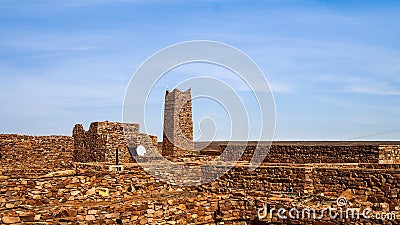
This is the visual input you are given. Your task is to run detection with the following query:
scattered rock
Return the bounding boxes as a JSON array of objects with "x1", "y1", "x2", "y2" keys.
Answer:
[
  {"x1": 2, "y1": 216, "x2": 20, "y2": 224},
  {"x1": 85, "y1": 215, "x2": 96, "y2": 221},
  {"x1": 71, "y1": 190, "x2": 80, "y2": 196},
  {"x1": 340, "y1": 189, "x2": 354, "y2": 200}
]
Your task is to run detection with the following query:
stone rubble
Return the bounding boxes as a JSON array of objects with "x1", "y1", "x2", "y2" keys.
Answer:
[{"x1": 1, "y1": 132, "x2": 400, "y2": 224}]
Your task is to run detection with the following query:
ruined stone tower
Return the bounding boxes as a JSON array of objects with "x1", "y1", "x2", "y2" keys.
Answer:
[
  {"x1": 72, "y1": 121, "x2": 158, "y2": 164},
  {"x1": 162, "y1": 88, "x2": 195, "y2": 156}
]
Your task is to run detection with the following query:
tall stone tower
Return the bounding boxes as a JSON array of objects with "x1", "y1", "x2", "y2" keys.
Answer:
[{"x1": 162, "y1": 88, "x2": 195, "y2": 156}]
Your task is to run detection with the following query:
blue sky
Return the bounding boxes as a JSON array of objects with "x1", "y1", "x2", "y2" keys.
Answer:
[{"x1": 0, "y1": 0, "x2": 399, "y2": 140}]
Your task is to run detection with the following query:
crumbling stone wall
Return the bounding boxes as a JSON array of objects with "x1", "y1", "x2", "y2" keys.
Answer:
[
  {"x1": 379, "y1": 145, "x2": 400, "y2": 164},
  {"x1": 219, "y1": 144, "x2": 381, "y2": 163},
  {"x1": 0, "y1": 134, "x2": 73, "y2": 176},
  {"x1": 1, "y1": 163, "x2": 399, "y2": 224},
  {"x1": 162, "y1": 88, "x2": 195, "y2": 157},
  {"x1": 1, "y1": 131, "x2": 400, "y2": 224},
  {"x1": 73, "y1": 121, "x2": 157, "y2": 164}
]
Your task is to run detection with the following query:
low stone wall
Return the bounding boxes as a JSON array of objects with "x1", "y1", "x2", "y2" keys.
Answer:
[
  {"x1": 0, "y1": 134, "x2": 74, "y2": 176},
  {"x1": 0, "y1": 165, "x2": 222, "y2": 224},
  {"x1": 379, "y1": 145, "x2": 400, "y2": 164},
  {"x1": 219, "y1": 144, "x2": 381, "y2": 163},
  {"x1": 1, "y1": 162, "x2": 399, "y2": 224},
  {"x1": 1, "y1": 136, "x2": 400, "y2": 224},
  {"x1": 313, "y1": 167, "x2": 400, "y2": 203}
]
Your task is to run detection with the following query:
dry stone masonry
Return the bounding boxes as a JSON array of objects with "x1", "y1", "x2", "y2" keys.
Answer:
[
  {"x1": 73, "y1": 121, "x2": 158, "y2": 164},
  {"x1": 218, "y1": 143, "x2": 381, "y2": 163},
  {"x1": 162, "y1": 88, "x2": 195, "y2": 157},
  {"x1": 1, "y1": 88, "x2": 400, "y2": 224},
  {"x1": 1, "y1": 133, "x2": 400, "y2": 224},
  {"x1": 379, "y1": 145, "x2": 400, "y2": 164},
  {"x1": 0, "y1": 134, "x2": 73, "y2": 177}
]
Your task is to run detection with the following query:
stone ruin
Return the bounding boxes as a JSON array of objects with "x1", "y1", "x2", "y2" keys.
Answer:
[
  {"x1": 72, "y1": 88, "x2": 196, "y2": 164},
  {"x1": 162, "y1": 88, "x2": 195, "y2": 157},
  {"x1": 1, "y1": 88, "x2": 400, "y2": 224},
  {"x1": 379, "y1": 145, "x2": 400, "y2": 164},
  {"x1": 72, "y1": 121, "x2": 158, "y2": 164}
]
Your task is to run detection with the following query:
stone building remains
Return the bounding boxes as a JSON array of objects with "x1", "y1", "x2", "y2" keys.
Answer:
[
  {"x1": 72, "y1": 121, "x2": 158, "y2": 164},
  {"x1": 162, "y1": 88, "x2": 195, "y2": 157}
]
